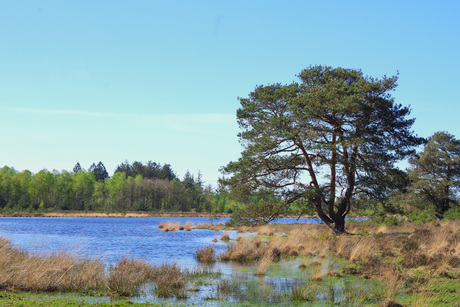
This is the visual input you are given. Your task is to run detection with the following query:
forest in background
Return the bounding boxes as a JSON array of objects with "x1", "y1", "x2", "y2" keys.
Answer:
[
  {"x1": 1, "y1": 128, "x2": 459, "y2": 225},
  {"x1": 0, "y1": 161, "x2": 239, "y2": 214}
]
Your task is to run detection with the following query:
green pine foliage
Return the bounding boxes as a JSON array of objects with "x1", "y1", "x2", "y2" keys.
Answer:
[
  {"x1": 397, "y1": 131, "x2": 460, "y2": 219},
  {"x1": 221, "y1": 65, "x2": 423, "y2": 233}
]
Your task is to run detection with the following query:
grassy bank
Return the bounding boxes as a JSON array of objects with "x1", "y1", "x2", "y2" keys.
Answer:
[{"x1": 0, "y1": 290, "x2": 168, "y2": 306}]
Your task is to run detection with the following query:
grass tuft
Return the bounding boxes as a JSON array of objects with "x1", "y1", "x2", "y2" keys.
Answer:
[
  {"x1": 194, "y1": 246, "x2": 216, "y2": 263},
  {"x1": 184, "y1": 221, "x2": 193, "y2": 231},
  {"x1": 220, "y1": 232, "x2": 230, "y2": 241},
  {"x1": 107, "y1": 258, "x2": 153, "y2": 297}
]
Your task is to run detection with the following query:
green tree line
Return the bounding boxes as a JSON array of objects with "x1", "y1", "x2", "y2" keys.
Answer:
[{"x1": 0, "y1": 161, "x2": 237, "y2": 214}]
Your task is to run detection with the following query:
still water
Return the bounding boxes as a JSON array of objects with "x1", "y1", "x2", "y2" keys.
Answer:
[
  {"x1": 0, "y1": 217, "x2": 383, "y2": 306},
  {"x1": 0, "y1": 216, "x2": 321, "y2": 267}
]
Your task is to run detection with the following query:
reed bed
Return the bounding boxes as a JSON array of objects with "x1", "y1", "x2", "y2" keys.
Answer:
[
  {"x1": 219, "y1": 219, "x2": 460, "y2": 306},
  {"x1": 0, "y1": 237, "x2": 105, "y2": 293},
  {"x1": 0, "y1": 237, "x2": 191, "y2": 298},
  {"x1": 2, "y1": 219, "x2": 458, "y2": 305},
  {"x1": 227, "y1": 220, "x2": 460, "y2": 269}
]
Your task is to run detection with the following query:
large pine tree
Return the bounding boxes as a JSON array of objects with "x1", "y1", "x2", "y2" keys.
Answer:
[{"x1": 221, "y1": 65, "x2": 423, "y2": 233}]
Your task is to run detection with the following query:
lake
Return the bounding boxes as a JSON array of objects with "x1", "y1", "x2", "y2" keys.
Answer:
[
  {"x1": 0, "y1": 216, "x2": 388, "y2": 306},
  {"x1": 0, "y1": 216, "x2": 321, "y2": 268}
]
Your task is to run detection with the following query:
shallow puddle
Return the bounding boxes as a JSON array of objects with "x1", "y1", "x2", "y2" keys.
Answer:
[{"x1": 130, "y1": 257, "x2": 387, "y2": 306}]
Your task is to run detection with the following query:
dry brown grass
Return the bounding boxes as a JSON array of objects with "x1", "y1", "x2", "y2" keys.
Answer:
[
  {"x1": 219, "y1": 219, "x2": 460, "y2": 285},
  {"x1": 161, "y1": 221, "x2": 181, "y2": 232},
  {"x1": 220, "y1": 232, "x2": 230, "y2": 241},
  {"x1": 257, "y1": 225, "x2": 274, "y2": 236},
  {"x1": 309, "y1": 260, "x2": 322, "y2": 266},
  {"x1": 310, "y1": 268, "x2": 325, "y2": 281},
  {"x1": 237, "y1": 225, "x2": 251, "y2": 233},
  {"x1": 184, "y1": 221, "x2": 193, "y2": 231},
  {"x1": 220, "y1": 239, "x2": 268, "y2": 262},
  {"x1": 381, "y1": 270, "x2": 403, "y2": 303},
  {"x1": 0, "y1": 237, "x2": 105, "y2": 293},
  {"x1": 251, "y1": 236, "x2": 262, "y2": 248},
  {"x1": 152, "y1": 263, "x2": 187, "y2": 298},
  {"x1": 235, "y1": 235, "x2": 245, "y2": 243},
  {"x1": 194, "y1": 246, "x2": 216, "y2": 263},
  {"x1": 108, "y1": 258, "x2": 154, "y2": 296},
  {"x1": 194, "y1": 222, "x2": 228, "y2": 231},
  {"x1": 347, "y1": 237, "x2": 378, "y2": 263},
  {"x1": 0, "y1": 236, "x2": 190, "y2": 298},
  {"x1": 159, "y1": 221, "x2": 195, "y2": 231},
  {"x1": 255, "y1": 253, "x2": 273, "y2": 275}
]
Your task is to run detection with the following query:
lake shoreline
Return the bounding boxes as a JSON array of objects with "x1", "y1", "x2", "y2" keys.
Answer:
[
  {"x1": 0, "y1": 211, "x2": 326, "y2": 219},
  {"x1": 0, "y1": 211, "x2": 231, "y2": 218}
]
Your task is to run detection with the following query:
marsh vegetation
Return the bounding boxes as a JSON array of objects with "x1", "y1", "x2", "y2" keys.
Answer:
[{"x1": 1, "y1": 219, "x2": 458, "y2": 306}]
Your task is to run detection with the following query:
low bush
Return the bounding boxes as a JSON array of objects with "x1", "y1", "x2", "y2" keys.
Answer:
[
  {"x1": 443, "y1": 206, "x2": 460, "y2": 220},
  {"x1": 407, "y1": 209, "x2": 437, "y2": 224}
]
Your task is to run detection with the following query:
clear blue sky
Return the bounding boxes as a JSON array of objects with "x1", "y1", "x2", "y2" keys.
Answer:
[{"x1": 1, "y1": 1, "x2": 459, "y2": 186}]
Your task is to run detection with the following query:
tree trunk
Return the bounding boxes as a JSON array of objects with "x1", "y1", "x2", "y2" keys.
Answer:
[
  {"x1": 332, "y1": 216, "x2": 346, "y2": 234},
  {"x1": 314, "y1": 198, "x2": 347, "y2": 234}
]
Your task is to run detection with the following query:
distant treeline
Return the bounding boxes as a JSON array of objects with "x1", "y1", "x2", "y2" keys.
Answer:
[{"x1": 0, "y1": 161, "x2": 236, "y2": 213}]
